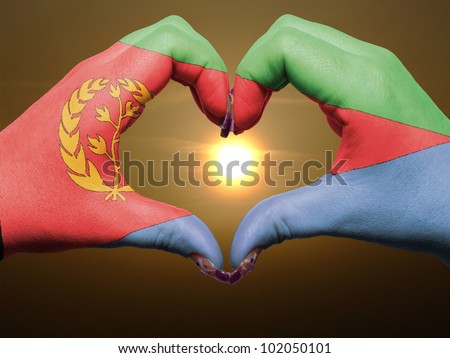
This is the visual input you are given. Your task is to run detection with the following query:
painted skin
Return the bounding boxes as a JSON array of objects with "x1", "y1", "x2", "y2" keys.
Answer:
[
  {"x1": 230, "y1": 15, "x2": 450, "y2": 273},
  {"x1": 2, "y1": 15, "x2": 448, "y2": 284},
  {"x1": 0, "y1": 16, "x2": 232, "y2": 282}
]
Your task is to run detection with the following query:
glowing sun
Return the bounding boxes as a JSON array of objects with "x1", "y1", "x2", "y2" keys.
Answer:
[{"x1": 212, "y1": 138, "x2": 259, "y2": 186}]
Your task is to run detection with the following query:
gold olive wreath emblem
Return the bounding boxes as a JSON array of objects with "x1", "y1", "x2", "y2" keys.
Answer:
[{"x1": 58, "y1": 77, "x2": 153, "y2": 201}]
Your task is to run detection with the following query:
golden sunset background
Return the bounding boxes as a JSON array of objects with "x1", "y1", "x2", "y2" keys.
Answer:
[{"x1": 1, "y1": 0, "x2": 449, "y2": 337}]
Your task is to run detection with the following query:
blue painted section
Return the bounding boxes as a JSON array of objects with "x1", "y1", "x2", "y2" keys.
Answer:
[
  {"x1": 230, "y1": 142, "x2": 450, "y2": 268},
  {"x1": 105, "y1": 215, "x2": 224, "y2": 269}
]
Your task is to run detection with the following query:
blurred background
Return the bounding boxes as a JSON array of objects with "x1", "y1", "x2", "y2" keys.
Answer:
[{"x1": 0, "y1": 0, "x2": 449, "y2": 337}]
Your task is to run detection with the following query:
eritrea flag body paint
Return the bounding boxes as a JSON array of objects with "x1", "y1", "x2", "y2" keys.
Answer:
[{"x1": 0, "y1": 16, "x2": 228, "y2": 261}]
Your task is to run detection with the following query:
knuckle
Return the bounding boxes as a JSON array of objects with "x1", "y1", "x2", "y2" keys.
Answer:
[
  {"x1": 273, "y1": 14, "x2": 301, "y2": 29},
  {"x1": 375, "y1": 46, "x2": 401, "y2": 64},
  {"x1": 271, "y1": 26, "x2": 299, "y2": 49},
  {"x1": 356, "y1": 47, "x2": 403, "y2": 87},
  {"x1": 156, "y1": 15, "x2": 190, "y2": 31}
]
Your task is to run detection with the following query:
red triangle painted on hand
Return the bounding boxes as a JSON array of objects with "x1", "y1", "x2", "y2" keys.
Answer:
[{"x1": 320, "y1": 103, "x2": 450, "y2": 174}]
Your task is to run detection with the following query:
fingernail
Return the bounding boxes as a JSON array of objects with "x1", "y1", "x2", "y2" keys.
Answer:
[
  {"x1": 220, "y1": 90, "x2": 234, "y2": 138},
  {"x1": 190, "y1": 254, "x2": 231, "y2": 284},
  {"x1": 190, "y1": 248, "x2": 261, "y2": 285},
  {"x1": 228, "y1": 266, "x2": 243, "y2": 285},
  {"x1": 228, "y1": 247, "x2": 261, "y2": 285}
]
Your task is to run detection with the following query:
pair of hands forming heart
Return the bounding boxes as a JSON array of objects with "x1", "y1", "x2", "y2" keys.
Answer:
[{"x1": 1, "y1": 15, "x2": 449, "y2": 284}]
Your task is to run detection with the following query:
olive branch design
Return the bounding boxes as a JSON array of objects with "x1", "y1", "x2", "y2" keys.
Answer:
[{"x1": 59, "y1": 77, "x2": 153, "y2": 201}]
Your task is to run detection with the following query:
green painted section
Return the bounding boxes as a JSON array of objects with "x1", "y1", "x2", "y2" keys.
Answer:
[
  {"x1": 237, "y1": 15, "x2": 450, "y2": 136},
  {"x1": 120, "y1": 15, "x2": 227, "y2": 73}
]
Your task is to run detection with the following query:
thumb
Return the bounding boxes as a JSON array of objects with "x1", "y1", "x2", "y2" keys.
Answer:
[
  {"x1": 104, "y1": 215, "x2": 222, "y2": 265},
  {"x1": 230, "y1": 142, "x2": 450, "y2": 270},
  {"x1": 229, "y1": 174, "x2": 349, "y2": 269},
  {"x1": 0, "y1": 186, "x2": 228, "y2": 282},
  {"x1": 101, "y1": 200, "x2": 227, "y2": 282}
]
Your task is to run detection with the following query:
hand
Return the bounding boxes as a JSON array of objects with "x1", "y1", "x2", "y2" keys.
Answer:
[
  {"x1": 230, "y1": 15, "x2": 450, "y2": 271},
  {"x1": 0, "y1": 16, "x2": 231, "y2": 282}
]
